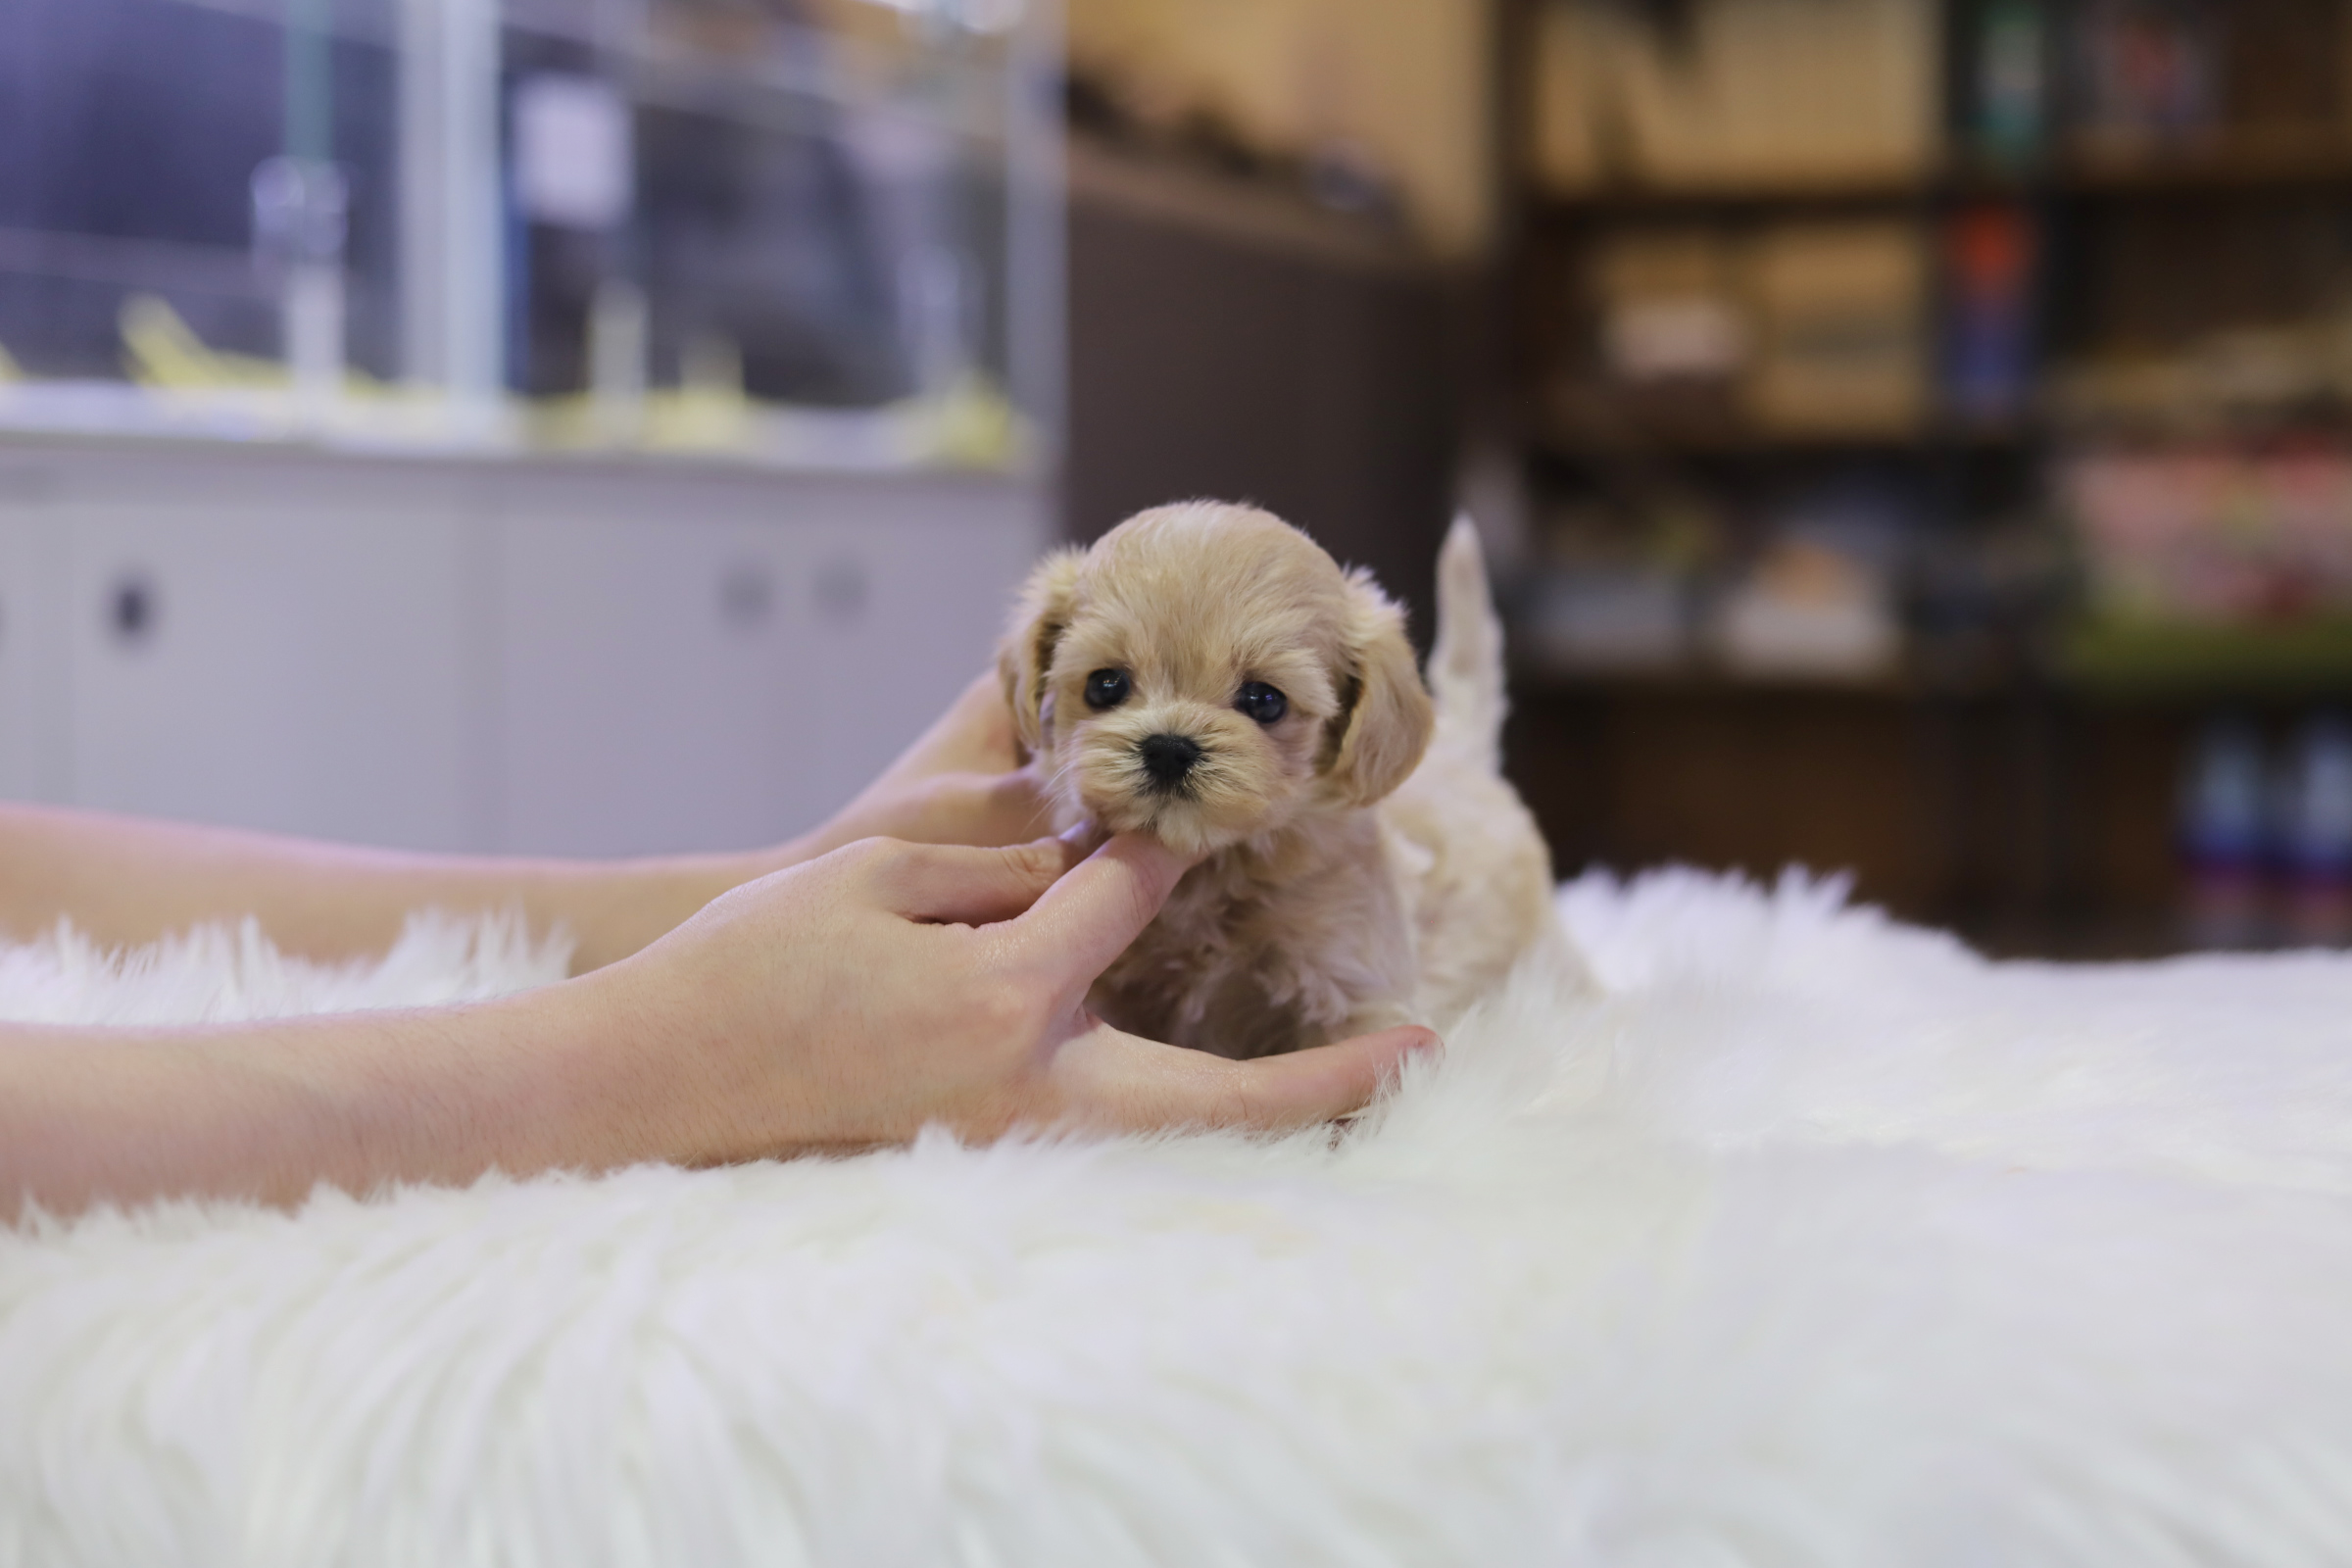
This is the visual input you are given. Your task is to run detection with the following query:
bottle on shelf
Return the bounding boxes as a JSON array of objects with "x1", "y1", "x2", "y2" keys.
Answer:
[
  {"x1": 1943, "y1": 204, "x2": 2037, "y2": 424},
  {"x1": 2178, "y1": 711, "x2": 2270, "y2": 949},
  {"x1": 2070, "y1": 0, "x2": 2220, "y2": 157},
  {"x1": 2276, "y1": 711, "x2": 2352, "y2": 948},
  {"x1": 1971, "y1": 0, "x2": 2049, "y2": 168}
]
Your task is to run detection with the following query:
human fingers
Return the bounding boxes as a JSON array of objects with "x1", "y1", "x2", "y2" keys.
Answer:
[
  {"x1": 1051, "y1": 1022, "x2": 1442, "y2": 1134},
  {"x1": 860, "y1": 837, "x2": 1083, "y2": 925},
  {"x1": 877, "y1": 672, "x2": 1019, "y2": 787},
  {"x1": 905, "y1": 769, "x2": 1053, "y2": 849},
  {"x1": 974, "y1": 767, "x2": 1053, "y2": 841},
  {"x1": 998, "y1": 834, "x2": 1193, "y2": 987}
]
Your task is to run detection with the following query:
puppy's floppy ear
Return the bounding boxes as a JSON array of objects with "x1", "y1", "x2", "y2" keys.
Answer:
[
  {"x1": 1320, "y1": 567, "x2": 1435, "y2": 807},
  {"x1": 998, "y1": 547, "x2": 1084, "y2": 757}
]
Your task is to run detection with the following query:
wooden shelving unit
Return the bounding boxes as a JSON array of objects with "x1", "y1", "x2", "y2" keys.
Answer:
[
  {"x1": 1527, "y1": 142, "x2": 2352, "y2": 215},
  {"x1": 1493, "y1": 0, "x2": 2352, "y2": 955}
]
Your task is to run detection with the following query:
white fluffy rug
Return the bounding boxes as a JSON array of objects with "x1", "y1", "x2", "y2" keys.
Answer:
[{"x1": 7, "y1": 871, "x2": 2352, "y2": 1567}]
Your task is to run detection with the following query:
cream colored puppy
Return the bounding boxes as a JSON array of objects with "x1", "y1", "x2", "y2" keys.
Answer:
[{"x1": 1000, "y1": 501, "x2": 1574, "y2": 1059}]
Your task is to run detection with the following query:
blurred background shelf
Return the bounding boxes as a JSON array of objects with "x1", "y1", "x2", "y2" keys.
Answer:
[
  {"x1": 1528, "y1": 150, "x2": 2352, "y2": 217},
  {"x1": 1529, "y1": 420, "x2": 2035, "y2": 464},
  {"x1": 1503, "y1": 666, "x2": 2190, "y2": 958},
  {"x1": 1497, "y1": 0, "x2": 2352, "y2": 956},
  {"x1": 2064, "y1": 617, "x2": 2352, "y2": 694}
]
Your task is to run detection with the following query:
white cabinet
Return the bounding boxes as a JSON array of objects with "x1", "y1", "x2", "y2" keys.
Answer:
[
  {"x1": 793, "y1": 504, "x2": 1038, "y2": 823},
  {"x1": 495, "y1": 494, "x2": 821, "y2": 857},
  {"x1": 57, "y1": 463, "x2": 482, "y2": 851},
  {"x1": 493, "y1": 470, "x2": 1039, "y2": 857},
  {"x1": 0, "y1": 478, "x2": 67, "y2": 803},
  {"x1": 0, "y1": 445, "x2": 1046, "y2": 856}
]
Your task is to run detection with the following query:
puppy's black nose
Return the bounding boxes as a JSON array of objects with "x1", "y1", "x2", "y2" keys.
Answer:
[{"x1": 1138, "y1": 732, "x2": 1202, "y2": 788}]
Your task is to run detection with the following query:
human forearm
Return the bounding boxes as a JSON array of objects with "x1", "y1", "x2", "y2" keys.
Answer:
[
  {"x1": 0, "y1": 676, "x2": 1046, "y2": 971},
  {"x1": 0, "y1": 973, "x2": 686, "y2": 1214},
  {"x1": 0, "y1": 802, "x2": 797, "y2": 973}
]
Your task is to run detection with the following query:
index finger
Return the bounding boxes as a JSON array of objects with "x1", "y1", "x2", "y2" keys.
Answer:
[
  {"x1": 872, "y1": 672, "x2": 1019, "y2": 791},
  {"x1": 997, "y1": 833, "x2": 1194, "y2": 987}
]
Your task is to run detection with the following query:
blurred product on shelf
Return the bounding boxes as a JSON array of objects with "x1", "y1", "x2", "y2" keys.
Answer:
[
  {"x1": 1516, "y1": 493, "x2": 1722, "y2": 675},
  {"x1": 1589, "y1": 227, "x2": 1745, "y2": 436},
  {"x1": 1942, "y1": 204, "x2": 2038, "y2": 422},
  {"x1": 1707, "y1": 477, "x2": 1911, "y2": 679},
  {"x1": 1710, "y1": 536, "x2": 1901, "y2": 679},
  {"x1": 2059, "y1": 0, "x2": 2352, "y2": 170},
  {"x1": 1965, "y1": 0, "x2": 2051, "y2": 167},
  {"x1": 2051, "y1": 308, "x2": 2352, "y2": 433},
  {"x1": 511, "y1": 73, "x2": 632, "y2": 233},
  {"x1": 2277, "y1": 710, "x2": 2352, "y2": 944},
  {"x1": 2176, "y1": 710, "x2": 2352, "y2": 949},
  {"x1": 1518, "y1": 472, "x2": 1943, "y2": 684},
  {"x1": 1533, "y1": 0, "x2": 2352, "y2": 198},
  {"x1": 1745, "y1": 220, "x2": 1929, "y2": 436},
  {"x1": 2061, "y1": 443, "x2": 2352, "y2": 625},
  {"x1": 2060, "y1": 438, "x2": 2352, "y2": 687},
  {"x1": 1522, "y1": 565, "x2": 1692, "y2": 673},
  {"x1": 1907, "y1": 517, "x2": 2068, "y2": 682},
  {"x1": 1557, "y1": 220, "x2": 1929, "y2": 446},
  {"x1": 1531, "y1": 0, "x2": 1939, "y2": 193},
  {"x1": 2178, "y1": 711, "x2": 2271, "y2": 947},
  {"x1": 2067, "y1": 0, "x2": 2219, "y2": 156}
]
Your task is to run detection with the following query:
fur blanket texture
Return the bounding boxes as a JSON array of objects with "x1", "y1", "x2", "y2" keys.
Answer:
[{"x1": 6, "y1": 870, "x2": 2352, "y2": 1567}]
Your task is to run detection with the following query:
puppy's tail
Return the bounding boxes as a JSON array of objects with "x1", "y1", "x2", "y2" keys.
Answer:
[{"x1": 1427, "y1": 514, "x2": 1508, "y2": 775}]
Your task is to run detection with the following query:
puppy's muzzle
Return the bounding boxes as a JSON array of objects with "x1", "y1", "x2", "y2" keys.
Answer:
[{"x1": 1138, "y1": 732, "x2": 1202, "y2": 792}]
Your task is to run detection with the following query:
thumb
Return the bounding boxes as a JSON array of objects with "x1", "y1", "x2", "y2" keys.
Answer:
[
  {"x1": 999, "y1": 834, "x2": 1194, "y2": 987},
  {"x1": 866, "y1": 838, "x2": 1079, "y2": 925},
  {"x1": 1054, "y1": 1023, "x2": 1441, "y2": 1134}
]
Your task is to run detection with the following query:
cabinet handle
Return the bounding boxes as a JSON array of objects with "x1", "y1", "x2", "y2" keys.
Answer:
[
  {"x1": 813, "y1": 557, "x2": 868, "y2": 626},
  {"x1": 717, "y1": 561, "x2": 773, "y2": 629},
  {"x1": 110, "y1": 572, "x2": 158, "y2": 647}
]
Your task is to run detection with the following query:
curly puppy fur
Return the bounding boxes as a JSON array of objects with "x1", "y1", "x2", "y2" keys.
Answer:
[{"x1": 1000, "y1": 502, "x2": 1573, "y2": 1059}]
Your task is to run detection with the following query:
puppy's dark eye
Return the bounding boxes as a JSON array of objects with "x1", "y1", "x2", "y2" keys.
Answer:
[
  {"x1": 1084, "y1": 668, "x2": 1131, "y2": 710},
  {"x1": 1236, "y1": 681, "x2": 1287, "y2": 724}
]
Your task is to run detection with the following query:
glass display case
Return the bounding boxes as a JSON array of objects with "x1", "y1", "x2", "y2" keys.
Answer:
[{"x1": 0, "y1": 0, "x2": 1059, "y2": 470}]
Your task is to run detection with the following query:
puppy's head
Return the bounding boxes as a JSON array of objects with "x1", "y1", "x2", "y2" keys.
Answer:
[{"x1": 999, "y1": 502, "x2": 1433, "y2": 857}]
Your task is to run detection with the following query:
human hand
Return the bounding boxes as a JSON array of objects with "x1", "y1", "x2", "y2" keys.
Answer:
[
  {"x1": 574, "y1": 832, "x2": 1438, "y2": 1161},
  {"x1": 0, "y1": 830, "x2": 1428, "y2": 1215},
  {"x1": 533, "y1": 674, "x2": 1049, "y2": 974},
  {"x1": 793, "y1": 673, "x2": 1049, "y2": 859}
]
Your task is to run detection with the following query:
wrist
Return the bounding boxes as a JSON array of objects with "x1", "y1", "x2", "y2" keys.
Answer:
[
  {"x1": 542, "y1": 938, "x2": 827, "y2": 1171},
  {"x1": 334, "y1": 971, "x2": 682, "y2": 1187},
  {"x1": 552, "y1": 849, "x2": 777, "y2": 974}
]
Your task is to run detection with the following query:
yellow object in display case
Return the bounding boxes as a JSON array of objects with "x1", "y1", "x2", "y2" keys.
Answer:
[{"x1": 121, "y1": 295, "x2": 295, "y2": 392}]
